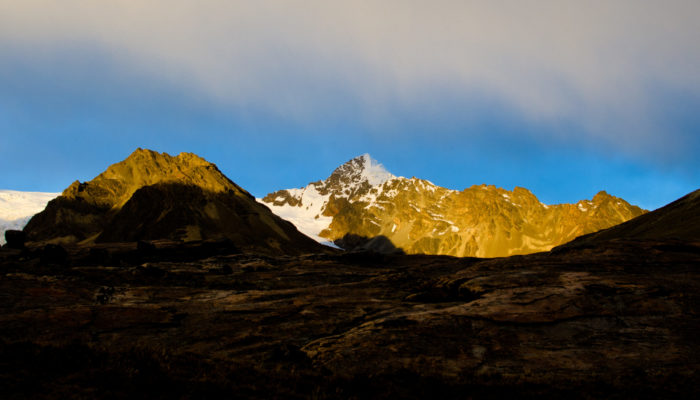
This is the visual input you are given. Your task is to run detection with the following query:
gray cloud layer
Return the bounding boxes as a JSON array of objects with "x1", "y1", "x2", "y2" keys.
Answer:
[{"x1": 2, "y1": 1, "x2": 699, "y2": 159}]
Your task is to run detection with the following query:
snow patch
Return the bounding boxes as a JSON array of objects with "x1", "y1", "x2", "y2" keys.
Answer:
[
  {"x1": 258, "y1": 184, "x2": 333, "y2": 243},
  {"x1": 0, "y1": 190, "x2": 59, "y2": 221},
  {"x1": 320, "y1": 241, "x2": 342, "y2": 250},
  {"x1": 382, "y1": 187, "x2": 400, "y2": 198},
  {"x1": 501, "y1": 193, "x2": 520, "y2": 206},
  {"x1": 427, "y1": 210, "x2": 444, "y2": 218}
]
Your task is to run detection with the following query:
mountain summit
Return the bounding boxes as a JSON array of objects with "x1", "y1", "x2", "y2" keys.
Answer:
[
  {"x1": 262, "y1": 154, "x2": 646, "y2": 257},
  {"x1": 24, "y1": 149, "x2": 322, "y2": 254},
  {"x1": 261, "y1": 154, "x2": 394, "y2": 243},
  {"x1": 60, "y1": 148, "x2": 248, "y2": 209},
  {"x1": 325, "y1": 153, "x2": 395, "y2": 188}
]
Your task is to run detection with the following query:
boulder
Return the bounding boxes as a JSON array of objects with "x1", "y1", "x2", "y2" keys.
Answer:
[{"x1": 4, "y1": 230, "x2": 26, "y2": 249}]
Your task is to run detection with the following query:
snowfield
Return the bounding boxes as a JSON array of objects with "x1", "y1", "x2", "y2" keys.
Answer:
[{"x1": 0, "y1": 190, "x2": 59, "y2": 245}]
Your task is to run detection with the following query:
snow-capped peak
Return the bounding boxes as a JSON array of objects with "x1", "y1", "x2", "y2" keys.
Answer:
[
  {"x1": 260, "y1": 154, "x2": 396, "y2": 247},
  {"x1": 326, "y1": 154, "x2": 395, "y2": 189},
  {"x1": 358, "y1": 154, "x2": 394, "y2": 186}
]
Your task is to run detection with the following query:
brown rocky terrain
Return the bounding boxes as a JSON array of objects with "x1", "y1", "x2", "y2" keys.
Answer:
[
  {"x1": 24, "y1": 149, "x2": 323, "y2": 255},
  {"x1": 263, "y1": 155, "x2": 646, "y2": 257},
  {"x1": 1, "y1": 189, "x2": 698, "y2": 398}
]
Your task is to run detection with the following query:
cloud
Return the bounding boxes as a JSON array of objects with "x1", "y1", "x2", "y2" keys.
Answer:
[{"x1": 1, "y1": 1, "x2": 699, "y2": 161}]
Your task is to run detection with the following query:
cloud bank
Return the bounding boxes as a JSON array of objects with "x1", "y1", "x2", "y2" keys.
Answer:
[{"x1": 2, "y1": 1, "x2": 699, "y2": 161}]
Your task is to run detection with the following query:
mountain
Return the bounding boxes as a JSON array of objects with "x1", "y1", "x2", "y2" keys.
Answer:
[
  {"x1": 262, "y1": 154, "x2": 646, "y2": 257},
  {"x1": 23, "y1": 149, "x2": 323, "y2": 254},
  {"x1": 261, "y1": 154, "x2": 394, "y2": 245},
  {"x1": 0, "y1": 190, "x2": 59, "y2": 245},
  {"x1": 556, "y1": 188, "x2": 700, "y2": 248}
]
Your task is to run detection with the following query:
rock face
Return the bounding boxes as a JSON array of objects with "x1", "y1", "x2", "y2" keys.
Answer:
[
  {"x1": 263, "y1": 154, "x2": 646, "y2": 257},
  {"x1": 24, "y1": 149, "x2": 323, "y2": 254}
]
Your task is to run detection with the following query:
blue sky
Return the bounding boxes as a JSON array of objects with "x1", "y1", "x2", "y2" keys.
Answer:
[{"x1": 1, "y1": 1, "x2": 698, "y2": 210}]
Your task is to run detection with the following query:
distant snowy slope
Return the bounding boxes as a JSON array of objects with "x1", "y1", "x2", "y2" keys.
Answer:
[
  {"x1": 257, "y1": 186, "x2": 333, "y2": 244},
  {"x1": 0, "y1": 190, "x2": 59, "y2": 245}
]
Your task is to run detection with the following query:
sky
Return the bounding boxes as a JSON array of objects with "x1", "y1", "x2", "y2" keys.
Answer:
[{"x1": 0, "y1": 1, "x2": 698, "y2": 210}]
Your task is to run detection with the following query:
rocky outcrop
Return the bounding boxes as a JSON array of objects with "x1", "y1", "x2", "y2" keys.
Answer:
[
  {"x1": 263, "y1": 155, "x2": 646, "y2": 257},
  {"x1": 24, "y1": 149, "x2": 323, "y2": 255},
  {"x1": 3, "y1": 230, "x2": 25, "y2": 249}
]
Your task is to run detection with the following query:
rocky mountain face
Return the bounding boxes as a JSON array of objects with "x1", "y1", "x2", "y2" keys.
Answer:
[
  {"x1": 263, "y1": 154, "x2": 646, "y2": 257},
  {"x1": 23, "y1": 149, "x2": 322, "y2": 255},
  {"x1": 557, "y1": 188, "x2": 700, "y2": 249}
]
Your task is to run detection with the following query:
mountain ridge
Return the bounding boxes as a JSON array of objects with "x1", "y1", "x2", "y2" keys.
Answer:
[
  {"x1": 556, "y1": 188, "x2": 700, "y2": 249},
  {"x1": 263, "y1": 154, "x2": 646, "y2": 257}
]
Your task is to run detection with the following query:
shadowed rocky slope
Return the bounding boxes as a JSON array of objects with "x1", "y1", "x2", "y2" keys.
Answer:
[
  {"x1": 263, "y1": 154, "x2": 646, "y2": 257},
  {"x1": 24, "y1": 149, "x2": 323, "y2": 255},
  {"x1": 1, "y1": 189, "x2": 698, "y2": 398}
]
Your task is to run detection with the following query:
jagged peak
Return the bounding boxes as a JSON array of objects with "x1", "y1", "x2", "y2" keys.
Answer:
[
  {"x1": 122, "y1": 148, "x2": 210, "y2": 167},
  {"x1": 106, "y1": 149, "x2": 220, "y2": 177},
  {"x1": 327, "y1": 154, "x2": 395, "y2": 187},
  {"x1": 127, "y1": 147, "x2": 154, "y2": 157},
  {"x1": 359, "y1": 154, "x2": 394, "y2": 186},
  {"x1": 592, "y1": 190, "x2": 613, "y2": 203}
]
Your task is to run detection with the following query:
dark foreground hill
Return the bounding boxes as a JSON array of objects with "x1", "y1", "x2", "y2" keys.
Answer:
[
  {"x1": 1, "y1": 189, "x2": 698, "y2": 398},
  {"x1": 23, "y1": 149, "x2": 323, "y2": 255}
]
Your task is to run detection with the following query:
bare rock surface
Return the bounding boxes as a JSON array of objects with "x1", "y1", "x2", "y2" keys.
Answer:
[{"x1": 1, "y1": 237, "x2": 698, "y2": 398}]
